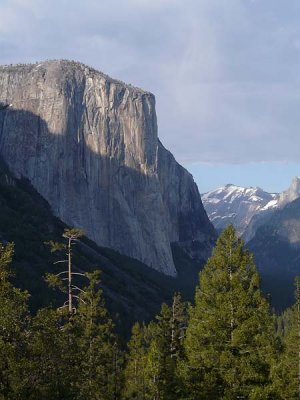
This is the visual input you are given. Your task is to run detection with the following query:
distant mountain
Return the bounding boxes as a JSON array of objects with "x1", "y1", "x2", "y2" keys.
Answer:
[
  {"x1": 248, "y1": 197, "x2": 300, "y2": 310},
  {"x1": 278, "y1": 176, "x2": 300, "y2": 207},
  {"x1": 202, "y1": 178, "x2": 300, "y2": 309},
  {"x1": 201, "y1": 184, "x2": 278, "y2": 237},
  {"x1": 202, "y1": 177, "x2": 300, "y2": 240}
]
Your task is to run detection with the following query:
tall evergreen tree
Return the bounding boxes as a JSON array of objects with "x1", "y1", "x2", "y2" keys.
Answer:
[
  {"x1": 42, "y1": 229, "x2": 123, "y2": 399},
  {"x1": 274, "y1": 277, "x2": 300, "y2": 399},
  {"x1": 183, "y1": 225, "x2": 277, "y2": 399},
  {"x1": 28, "y1": 308, "x2": 77, "y2": 400},
  {"x1": 124, "y1": 294, "x2": 187, "y2": 400},
  {"x1": 0, "y1": 242, "x2": 31, "y2": 399},
  {"x1": 45, "y1": 227, "x2": 84, "y2": 315},
  {"x1": 71, "y1": 271, "x2": 122, "y2": 400},
  {"x1": 29, "y1": 272, "x2": 121, "y2": 400},
  {"x1": 123, "y1": 322, "x2": 148, "y2": 399},
  {"x1": 169, "y1": 292, "x2": 187, "y2": 361}
]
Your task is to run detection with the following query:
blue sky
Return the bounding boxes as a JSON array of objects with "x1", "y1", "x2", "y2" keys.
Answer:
[
  {"x1": 0, "y1": 0, "x2": 300, "y2": 192},
  {"x1": 189, "y1": 162, "x2": 300, "y2": 194}
]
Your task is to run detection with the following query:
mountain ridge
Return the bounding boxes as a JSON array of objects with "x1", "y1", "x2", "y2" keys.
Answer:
[
  {"x1": 202, "y1": 184, "x2": 277, "y2": 237},
  {"x1": 202, "y1": 177, "x2": 300, "y2": 240}
]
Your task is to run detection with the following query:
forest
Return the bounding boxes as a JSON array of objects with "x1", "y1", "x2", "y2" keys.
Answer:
[{"x1": 0, "y1": 225, "x2": 298, "y2": 400}]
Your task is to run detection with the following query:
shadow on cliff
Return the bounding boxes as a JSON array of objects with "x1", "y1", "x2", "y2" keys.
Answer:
[
  {"x1": 0, "y1": 103, "x2": 214, "y2": 264},
  {"x1": 0, "y1": 105, "x2": 215, "y2": 335}
]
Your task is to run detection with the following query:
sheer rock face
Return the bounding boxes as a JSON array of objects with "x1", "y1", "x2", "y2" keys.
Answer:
[{"x1": 0, "y1": 60, "x2": 215, "y2": 276}]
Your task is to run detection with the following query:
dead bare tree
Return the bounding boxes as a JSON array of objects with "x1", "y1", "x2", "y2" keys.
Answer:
[{"x1": 46, "y1": 227, "x2": 86, "y2": 315}]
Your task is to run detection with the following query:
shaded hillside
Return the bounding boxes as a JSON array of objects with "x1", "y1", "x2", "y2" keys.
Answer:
[
  {"x1": 248, "y1": 197, "x2": 300, "y2": 310},
  {"x1": 0, "y1": 159, "x2": 204, "y2": 337}
]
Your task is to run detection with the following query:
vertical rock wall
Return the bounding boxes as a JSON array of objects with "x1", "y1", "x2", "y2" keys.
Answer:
[{"x1": 0, "y1": 60, "x2": 215, "y2": 275}]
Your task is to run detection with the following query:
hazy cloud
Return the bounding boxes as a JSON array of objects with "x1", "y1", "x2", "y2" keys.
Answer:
[{"x1": 1, "y1": 0, "x2": 300, "y2": 164}]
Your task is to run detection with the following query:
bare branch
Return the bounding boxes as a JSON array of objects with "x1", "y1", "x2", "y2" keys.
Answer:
[
  {"x1": 72, "y1": 294, "x2": 87, "y2": 304},
  {"x1": 71, "y1": 285, "x2": 86, "y2": 294},
  {"x1": 71, "y1": 272, "x2": 88, "y2": 278},
  {"x1": 55, "y1": 271, "x2": 68, "y2": 276}
]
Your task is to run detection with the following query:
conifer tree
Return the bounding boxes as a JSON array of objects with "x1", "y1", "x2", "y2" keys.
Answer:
[
  {"x1": 123, "y1": 322, "x2": 148, "y2": 399},
  {"x1": 0, "y1": 242, "x2": 31, "y2": 399},
  {"x1": 148, "y1": 295, "x2": 187, "y2": 399},
  {"x1": 124, "y1": 294, "x2": 187, "y2": 400},
  {"x1": 45, "y1": 227, "x2": 84, "y2": 315},
  {"x1": 184, "y1": 225, "x2": 277, "y2": 399},
  {"x1": 144, "y1": 328, "x2": 164, "y2": 400},
  {"x1": 28, "y1": 308, "x2": 77, "y2": 400},
  {"x1": 274, "y1": 277, "x2": 300, "y2": 399},
  {"x1": 169, "y1": 292, "x2": 187, "y2": 361},
  {"x1": 71, "y1": 271, "x2": 122, "y2": 400},
  {"x1": 44, "y1": 228, "x2": 122, "y2": 400},
  {"x1": 29, "y1": 272, "x2": 121, "y2": 400}
]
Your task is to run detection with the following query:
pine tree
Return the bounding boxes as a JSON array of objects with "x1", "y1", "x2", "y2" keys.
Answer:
[
  {"x1": 27, "y1": 308, "x2": 77, "y2": 400},
  {"x1": 145, "y1": 328, "x2": 164, "y2": 400},
  {"x1": 43, "y1": 229, "x2": 123, "y2": 399},
  {"x1": 0, "y1": 242, "x2": 31, "y2": 399},
  {"x1": 274, "y1": 277, "x2": 300, "y2": 399},
  {"x1": 124, "y1": 294, "x2": 187, "y2": 400},
  {"x1": 149, "y1": 295, "x2": 187, "y2": 400},
  {"x1": 169, "y1": 292, "x2": 187, "y2": 361},
  {"x1": 29, "y1": 272, "x2": 121, "y2": 400},
  {"x1": 123, "y1": 322, "x2": 148, "y2": 399},
  {"x1": 183, "y1": 225, "x2": 277, "y2": 399},
  {"x1": 71, "y1": 271, "x2": 122, "y2": 400},
  {"x1": 45, "y1": 227, "x2": 84, "y2": 315}
]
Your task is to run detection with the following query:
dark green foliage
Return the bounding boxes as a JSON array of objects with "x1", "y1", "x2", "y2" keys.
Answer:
[
  {"x1": 27, "y1": 308, "x2": 76, "y2": 399},
  {"x1": 69, "y1": 271, "x2": 123, "y2": 399},
  {"x1": 1, "y1": 224, "x2": 300, "y2": 398},
  {"x1": 183, "y1": 225, "x2": 277, "y2": 399},
  {"x1": 124, "y1": 293, "x2": 187, "y2": 400},
  {"x1": 16, "y1": 257, "x2": 121, "y2": 399},
  {"x1": 273, "y1": 277, "x2": 300, "y2": 399},
  {"x1": 123, "y1": 322, "x2": 148, "y2": 399},
  {"x1": 0, "y1": 242, "x2": 30, "y2": 399}
]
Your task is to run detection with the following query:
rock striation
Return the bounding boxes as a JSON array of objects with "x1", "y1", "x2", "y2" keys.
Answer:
[{"x1": 0, "y1": 60, "x2": 215, "y2": 276}]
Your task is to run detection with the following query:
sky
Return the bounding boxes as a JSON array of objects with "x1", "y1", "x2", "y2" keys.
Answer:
[{"x1": 0, "y1": 0, "x2": 300, "y2": 192}]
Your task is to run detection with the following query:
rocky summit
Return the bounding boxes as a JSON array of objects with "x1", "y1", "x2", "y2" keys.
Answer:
[
  {"x1": 202, "y1": 177, "x2": 300, "y2": 241},
  {"x1": 201, "y1": 184, "x2": 278, "y2": 237},
  {"x1": 0, "y1": 60, "x2": 215, "y2": 276}
]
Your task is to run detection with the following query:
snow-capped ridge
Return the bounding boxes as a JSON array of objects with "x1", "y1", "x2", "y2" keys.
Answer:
[{"x1": 201, "y1": 176, "x2": 300, "y2": 241}]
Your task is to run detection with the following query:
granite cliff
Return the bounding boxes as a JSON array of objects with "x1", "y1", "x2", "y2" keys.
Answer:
[{"x1": 0, "y1": 60, "x2": 215, "y2": 275}]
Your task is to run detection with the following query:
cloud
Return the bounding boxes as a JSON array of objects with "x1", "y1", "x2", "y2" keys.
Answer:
[{"x1": 0, "y1": 0, "x2": 300, "y2": 164}]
